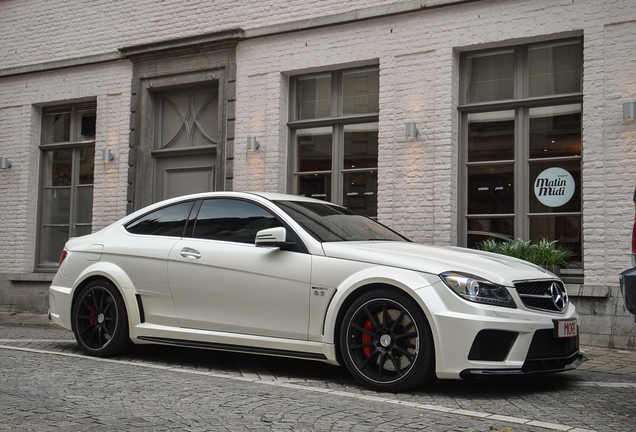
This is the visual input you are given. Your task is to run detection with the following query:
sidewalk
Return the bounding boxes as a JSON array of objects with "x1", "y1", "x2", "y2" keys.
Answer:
[{"x1": 1, "y1": 311, "x2": 635, "y2": 377}]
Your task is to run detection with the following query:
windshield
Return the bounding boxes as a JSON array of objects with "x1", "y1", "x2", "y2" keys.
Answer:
[{"x1": 274, "y1": 200, "x2": 409, "y2": 243}]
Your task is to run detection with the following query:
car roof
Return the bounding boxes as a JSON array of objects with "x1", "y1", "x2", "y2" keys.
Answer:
[{"x1": 120, "y1": 192, "x2": 339, "y2": 224}]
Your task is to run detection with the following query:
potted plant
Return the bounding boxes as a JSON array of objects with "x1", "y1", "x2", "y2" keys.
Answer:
[{"x1": 477, "y1": 238, "x2": 574, "y2": 277}]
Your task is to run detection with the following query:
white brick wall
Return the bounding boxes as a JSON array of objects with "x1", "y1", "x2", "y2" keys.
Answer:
[
  {"x1": 0, "y1": 0, "x2": 402, "y2": 70},
  {"x1": 0, "y1": 61, "x2": 132, "y2": 272}
]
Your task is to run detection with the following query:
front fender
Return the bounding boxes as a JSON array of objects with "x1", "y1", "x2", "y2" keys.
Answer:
[{"x1": 318, "y1": 261, "x2": 441, "y2": 345}]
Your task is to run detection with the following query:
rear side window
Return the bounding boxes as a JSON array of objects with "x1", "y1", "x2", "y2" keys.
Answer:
[
  {"x1": 125, "y1": 201, "x2": 194, "y2": 237},
  {"x1": 193, "y1": 199, "x2": 282, "y2": 243}
]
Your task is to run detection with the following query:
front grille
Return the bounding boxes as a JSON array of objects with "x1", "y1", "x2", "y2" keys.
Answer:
[
  {"x1": 515, "y1": 280, "x2": 567, "y2": 312},
  {"x1": 523, "y1": 328, "x2": 580, "y2": 372}
]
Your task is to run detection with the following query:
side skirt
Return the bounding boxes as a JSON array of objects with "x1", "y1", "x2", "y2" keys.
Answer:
[{"x1": 137, "y1": 336, "x2": 328, "y2": 361}]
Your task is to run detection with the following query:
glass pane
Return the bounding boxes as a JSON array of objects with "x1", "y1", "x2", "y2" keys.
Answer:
[
  {"x1": 465, "y1": 49, "x2": 514, "y2": 103},
  {"x1": 43, "y1": 113, "x2": 70, "y2": 144},
  {"x1": 342, "y1": 67, "x2": 379, "y2": 115},
  {"x1": 76, "y1": 186, "x2": 93, "y2": 224},
  {"x1": 467, "y1": 111, "x2": 515, "y2": 162},
  {"x1": 528, "y1": 40, "x2": 582, "y2": 97},
  {"x1": 529, "y1": 215, "x2": 582, "y2": 268},
  {"x1": 193, "y1": 199, "x2": 281, "y2": 243},
  {"x1": 343, "y1": 171, "x2": 377, "y2": 217},
  {"x1": 296, "y1": 73, "x2": 332, "y2": 120},
  {"x1": 125, "y1": 201, "x2": 194, "y2": 237},
  {"x1": 274, "y1": 200, "x2": 406, "y2": 243},
  {"x1": 42, "y1": 188, "x2": 71, "y2": 225},
  {"x1": 297, "y1": 127, "x2": 332, "y2": 172},
  {"x1": 44, "y1": 150, "x2": 73, "y2": 187},
  {"x1": 297, "y1": 173, "x2": 331, "y2": 202},
  {"x1": 529, "y1": 161, "x2": 581, "y2": 213},
  {"x1": 467, "y1": 164, "x2": 514, "y2": 214},
  {"x1": 529, "y1": 104, "x2": 581, "y2": 159},
  {"x1": 79, "y1": 147, "x2": 95, "y2": 185},
  {"x1": 40, "y1": 226, "x2": 69, "y2": 266},
  {"x1": 344, "y1": 123, "x2": 378, "y2": 170},
  {"x1": 467, "y1": 217, "x2": 515, "y2": 249},
  {"x1": 79, "y1": 111, "x2": 96, "y2": 141}
]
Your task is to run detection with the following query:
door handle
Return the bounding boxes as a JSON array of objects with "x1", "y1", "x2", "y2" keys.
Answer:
[{"x1": 180, "y1": 248, "x2": 201, "y2": 259}]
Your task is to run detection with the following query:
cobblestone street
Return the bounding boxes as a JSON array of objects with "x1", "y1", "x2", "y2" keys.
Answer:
[{"x1": 1, "y1": 316, "x2": 635, "y2": 431}]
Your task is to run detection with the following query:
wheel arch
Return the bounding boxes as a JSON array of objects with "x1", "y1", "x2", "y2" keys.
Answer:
[
  {"x1": 69, "y1": 265, "x2": 141, "y2": 332},
  {"x1": 332, "y1": 282, "x2": 416, "y2": 365},
  {"x1": 330, "y1": 280, "x2": 439, "y2": 372}
]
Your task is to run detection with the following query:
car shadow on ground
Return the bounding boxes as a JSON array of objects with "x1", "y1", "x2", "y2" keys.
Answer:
[{"x1": 127, "y1": 343, "x2": 583, "y2": 397}]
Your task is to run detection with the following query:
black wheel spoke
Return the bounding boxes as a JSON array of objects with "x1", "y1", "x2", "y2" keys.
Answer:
[
  {"x1": 363, "y1": 306, "x2": 382, "y2": 331},
  {"x1": 389, "y1": 310, "x2": 406, "y2": 332},
  {"x1": 388, "y1": 352, "x2": 403, "y2": 375},
  {"x1": 349, "y1": 340, "x2": 375, "y2": 350},
  {"x1": 351, "y1": 323, "x2": 376, "y2": 337},
  {"x1": 361, "y1": 349, "x2": 379, "y2": 369},
  {"x1": 80, "y1": 322, "x2": 96, "y2": 336},
  {"x1": 393, "y1": 345, "x2": 416, "y2": 361},
  {"x1": 394, "y1": 330, "x2": 417, "y2": 340},
  {"x1": 103, "y1": 300, "x2": 114, "y2": 315},
  {"x1": 81, "y1": 298, "x2": 97, "y2": 314}
]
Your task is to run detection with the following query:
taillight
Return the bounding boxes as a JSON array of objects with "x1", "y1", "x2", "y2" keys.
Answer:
[{"x1": 59, "y1": 250, "x2": 68, "y2": 266}]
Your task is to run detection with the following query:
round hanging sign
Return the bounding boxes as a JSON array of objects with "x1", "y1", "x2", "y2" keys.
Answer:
[{"x1": 533, "y1": 167, "x2": 575, "y2": 208}]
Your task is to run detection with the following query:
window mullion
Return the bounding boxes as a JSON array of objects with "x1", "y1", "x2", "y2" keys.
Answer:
[
  {"x1": 333, "y1": 124, "x2": 344, "y2": 205},
  {"x1": 68, "y1": 148, "x2": 79, "y2": 238},
  {"x1": 516, "y1": 107, "x2": 529, "y2": 240},
  {"x1": 515, "y1": 47, "x2": 528, "y2": 240},
  {"x1": 332, "y1": 71, "x2": 342, "y2": 205}
]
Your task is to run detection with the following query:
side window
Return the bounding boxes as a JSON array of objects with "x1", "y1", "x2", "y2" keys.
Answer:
[
  {"x1": 193, "y1": 199, "x2": 282, "y2": 244},
  {"x1": 125, "y1": 201, "x2": 194, "y2": 237}
]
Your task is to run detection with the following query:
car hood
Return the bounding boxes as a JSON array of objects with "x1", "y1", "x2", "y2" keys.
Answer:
[{"x1": 320, "y1": 241, "x2": 555, "y2": 286}]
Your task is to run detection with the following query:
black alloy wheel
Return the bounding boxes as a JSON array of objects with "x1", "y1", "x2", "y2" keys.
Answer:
[
  {"x1": 73, "y1": 280, "x2": 131, "y2": 357},
  {"x1": 340, "y1": 289, "x2": 434, "y2": 392}
]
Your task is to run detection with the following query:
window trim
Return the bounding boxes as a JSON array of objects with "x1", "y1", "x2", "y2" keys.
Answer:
[
  {"x1": 287, "y1": 65, "x2": 380, "y2": 209},
  {"x1": 458, "y1": 38, "x2": 583, "y2": 281},
  {"x1": 36, "y1": 103, "x2": 97, "y2": 271}
]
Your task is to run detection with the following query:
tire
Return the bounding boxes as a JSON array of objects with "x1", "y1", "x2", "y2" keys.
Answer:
[
  {"x1": 72, "y1": 279, "x2": 132, "y2": 357},
  {"x1": 340, "y1": 289, "x2": 434, "y2": 392}
]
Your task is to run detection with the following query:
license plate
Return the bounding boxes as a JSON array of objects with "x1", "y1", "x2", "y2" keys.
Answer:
[{"x1": 557, "y1": 319, "x2": 578, "y2": 338}]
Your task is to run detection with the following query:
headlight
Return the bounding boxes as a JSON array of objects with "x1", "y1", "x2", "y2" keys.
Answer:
[{"x1": 440, "y1": 272, "x2": 516, "y2": 308}]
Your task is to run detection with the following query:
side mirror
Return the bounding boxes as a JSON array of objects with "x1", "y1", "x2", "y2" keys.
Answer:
[{"x1": 255, "y1": 227, "x2": 288, "y2": 247}]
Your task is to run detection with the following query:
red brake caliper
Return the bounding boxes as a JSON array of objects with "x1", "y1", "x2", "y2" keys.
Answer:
[{"x1": 362, "y1": 318, "x2": 374, "y2": 358}]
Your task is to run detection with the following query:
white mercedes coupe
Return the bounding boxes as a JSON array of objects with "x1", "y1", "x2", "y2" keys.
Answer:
[{"x1": 49, "y1": 192, "x2": 584, "y2": 392}]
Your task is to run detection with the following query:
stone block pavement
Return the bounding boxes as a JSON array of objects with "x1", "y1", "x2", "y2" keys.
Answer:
[{"x1": 1, "y1": 311, "x2": 635, "y2": 377}]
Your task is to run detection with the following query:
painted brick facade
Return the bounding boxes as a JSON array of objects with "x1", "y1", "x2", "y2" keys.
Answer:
[{"x1": 1, "y1": 0, "x2": 636, "y2": 348}]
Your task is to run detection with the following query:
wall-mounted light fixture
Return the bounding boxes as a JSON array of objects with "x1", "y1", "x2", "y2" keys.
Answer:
[
  {"x1": 405, "y1": 122, "x2": 418, "y2": 141},
  {"x1": 102, "y1": 149, "x2": 114, "y2": 162},
  {"x1": 0, "y1": 157, "x2": 11, "y2": 169},
  {"x1": 624, "y1": 102, "x2": 636, "y2": 122},
  {"x1": 247, "y1": 136, "x2": 260, "y2": 152}
]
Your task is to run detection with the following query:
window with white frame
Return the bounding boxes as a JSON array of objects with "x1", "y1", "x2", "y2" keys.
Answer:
[
  {"x1": 288, "y1": 66, "x2": 379, "y2": 217},
  {"x1": 459, "y1": 39, "x2": 583, "y2": 281},
  {"x1": 38, "y1": 103, "x2": 96, "y2": 269}
]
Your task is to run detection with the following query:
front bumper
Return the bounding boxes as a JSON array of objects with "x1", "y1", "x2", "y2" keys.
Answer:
[
  {"x1": 421, "y1": 279, "x2": 583, "y2": 380},
  {"x1": 460, "y1": 328, "x2": 586, "y2": 378}
]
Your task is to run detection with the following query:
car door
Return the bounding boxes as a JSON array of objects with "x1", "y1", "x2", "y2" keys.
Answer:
[{"x1": 167, "y1": 198, "x2": 312, "y2": 340}]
